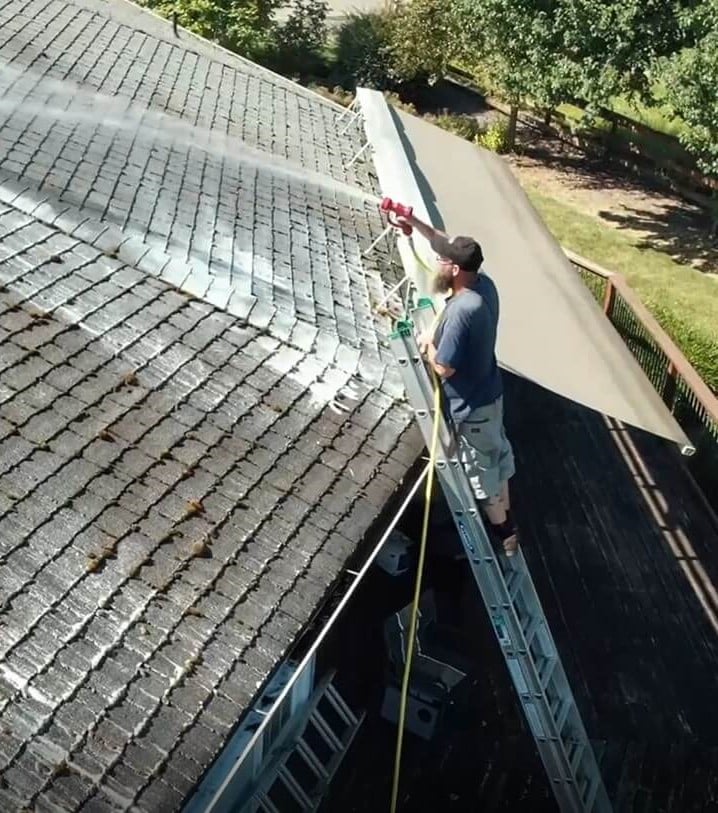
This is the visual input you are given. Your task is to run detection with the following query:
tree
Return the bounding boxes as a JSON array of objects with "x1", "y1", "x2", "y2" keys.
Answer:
[
  {"x1": 138, "y1": 0, "x2": 327, "y2": 65},
  {"x1": 455, "y1": 0, "x2": 567, "y2": 148},
  {"x1": 332, "y1": 0, "x2": 461, "y2": 91},
  {"x1": 333, "y1": 10, "x2": 398, "y2": 90},
  {"x1": 389, "y1": 0, "x2": 462, "y2": 85},
  {"x1": 663, "y1": 2, "x2": 718, "y2": 177},
  {"x1": 556, "y1": 0, "x2": 694, "y2": 115},
  {"x1": 273, "y1": 0, "x2": 330, "y2": 75}
]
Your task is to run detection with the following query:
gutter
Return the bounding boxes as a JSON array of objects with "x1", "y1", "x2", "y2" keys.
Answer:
[{"x1": 185, "y1": 463, "x2": 430, "y2": 813}]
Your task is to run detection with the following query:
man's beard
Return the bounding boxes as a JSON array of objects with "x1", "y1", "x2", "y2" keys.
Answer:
[{"x1": 433, "y1": 272, "x2": 452, "y2": 294}]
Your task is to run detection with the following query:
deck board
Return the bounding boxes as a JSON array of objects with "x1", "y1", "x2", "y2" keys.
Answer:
[
  {"x1": 325, "y1": 374, "x2": 718, "y2": 811},
  {"x1": 506, "y1": 375, "x2": 718, "y2": 808}
]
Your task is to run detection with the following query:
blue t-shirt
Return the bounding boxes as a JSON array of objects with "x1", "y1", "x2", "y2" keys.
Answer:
[{"x1": 433, "y1": 273, "x2": 503, "y2": 423}]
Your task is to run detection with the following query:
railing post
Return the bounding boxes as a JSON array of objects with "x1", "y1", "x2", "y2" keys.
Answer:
[
  {"x1": 664, "y1": 361, "x2": 678, "y2": 411},
  {"x1": 603, "y1": 277, "x2": 616, "y2": 318}
]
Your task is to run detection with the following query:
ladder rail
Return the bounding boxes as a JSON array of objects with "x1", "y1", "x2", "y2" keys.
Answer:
[
  {"x1": 390, "y1": 322, "x2": 611, "y2": 813},
  {"x1": 247, "y1": 676, "x2": 363, "y2": 813}
]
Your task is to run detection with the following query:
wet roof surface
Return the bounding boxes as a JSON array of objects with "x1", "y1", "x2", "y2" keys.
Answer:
[{"x1": 0, "y1": 0, "x2": 421, "y2": 809}]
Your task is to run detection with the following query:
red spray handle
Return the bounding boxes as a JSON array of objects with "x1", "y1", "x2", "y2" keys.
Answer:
[{"x1": 380, "y1": 197, "x2": 413, "y2": 235}]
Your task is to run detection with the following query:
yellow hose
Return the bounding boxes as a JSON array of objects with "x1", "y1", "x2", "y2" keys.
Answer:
[{"x1": 389, "y1": 371, "x2": 442, "y2": 813}]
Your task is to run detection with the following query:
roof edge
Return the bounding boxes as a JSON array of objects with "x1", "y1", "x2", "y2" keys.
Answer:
[
  {"x1": 355, "y1": 88, "x2": 438, "y2": 304},
  {"x1": 116, "y1": 0, "x2": 347, "y2": 113},
  {"x1": 357, "y1": 90, "x2": 694, "y2": 451}
]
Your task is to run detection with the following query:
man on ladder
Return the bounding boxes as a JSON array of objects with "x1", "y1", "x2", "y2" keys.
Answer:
[{"x1": 398, "y1": 212, "x2": 519, "y2": 556}]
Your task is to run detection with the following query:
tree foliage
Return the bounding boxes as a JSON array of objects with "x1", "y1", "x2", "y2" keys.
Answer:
[
  {"x1": 389, "y1": 0, "x2": 462, "y2": 84},
  {"x1": 333, "y1": 0, "x2": 461, "y2": 90},
  {"x1": 456, "y1": 0, "x2": 565, "y2": 107},
  {"x1": 556, "y1": 0, "x2": 694, "y2": 112},
  {"x1": 139, "y1": 0, "x2": 327, "y2": 65},
  {"x1": 454, "y1": 0, "x2": 693, "y2": 115},
  {"x1": 663, "y1": 2, "x2": 718, "y2": 175},
  {"x1": 272, "y1": 0, "x2": 330, "y2": 74},
  {"x1": 333, "y1": 10, "x2": 397, "y2": 89}
]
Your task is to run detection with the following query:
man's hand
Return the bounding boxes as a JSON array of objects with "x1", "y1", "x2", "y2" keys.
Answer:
[
  {"x1": 417, "y1": 329, "x2": 434, "y2": 355},
  {"x1": 397, "y1": 212, "x2": 417, "y2": 230},
  {"x1": 397, "y1": 213, "x2": 447, "y2": 242}
]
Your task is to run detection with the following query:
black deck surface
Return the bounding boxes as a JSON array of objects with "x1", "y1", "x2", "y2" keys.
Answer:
[{"x1": 323, "y1": 374, "x2": 718, "y2": 812}]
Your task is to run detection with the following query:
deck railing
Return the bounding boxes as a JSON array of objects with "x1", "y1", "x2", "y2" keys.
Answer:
[{"x1": 566, "y1": 249, "x2": 718, "y2": 509}]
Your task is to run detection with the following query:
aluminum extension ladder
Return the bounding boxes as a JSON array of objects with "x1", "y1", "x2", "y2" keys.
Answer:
[
  {"x1": 252, "y1": 674, "x2": 365, "y2": 812},
  {"x1": 388, "y1": 301, "x2": 611, "y2": 813}
]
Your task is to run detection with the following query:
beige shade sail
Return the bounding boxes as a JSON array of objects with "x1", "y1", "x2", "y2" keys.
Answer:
[{"x1": 356, "y1": 88, "x2": 693, "y2": 452}]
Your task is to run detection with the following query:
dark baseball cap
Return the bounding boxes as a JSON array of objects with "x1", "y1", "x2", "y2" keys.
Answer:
[{"x1": 430, "y1": 234, "x2": 483, "y2": 272}]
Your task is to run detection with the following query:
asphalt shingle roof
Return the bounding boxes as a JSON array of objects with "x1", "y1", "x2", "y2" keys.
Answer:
[{"x1": 0, "y1": 0, "x2": 421, "y2": 809}]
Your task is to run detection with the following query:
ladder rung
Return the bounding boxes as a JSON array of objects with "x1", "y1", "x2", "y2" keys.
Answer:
[
  {"x1": 255, "y1": 793, "x2": 281, "y2": 813},
  {"x1": 277, "y1": 765, "x2": 313, "y2": 809},
  {"x1": 309, "y1": 709, "x2": 343, "y2": 752},
  {"x1": 296, "y1": 736, "x2": 330, "y2": 779},
  {"x1": 324, "y1": 682, "x2": 357, "y2": 727},
  {"x1": 506, "y1": 567, "x2": 525, "y2": 602},
  {"x1": 567, "y1": 738, "x2": 586, "y2": 776},
  {"x1": 583, "y1": 772, "x2": 601, "y2": 811},
  {"x1": 522, "y1": 614, "x2": 542, "y2": 648},
  {"x1": 538, "y1": 656, "x2": 557, "y2": 690},
  {"x1": 551, "y1": 696, "x2": 573, "y2": 734}
]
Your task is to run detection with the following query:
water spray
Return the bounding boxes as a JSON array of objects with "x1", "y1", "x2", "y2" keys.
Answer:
[{"x1": 0, "y1": 62, "x2": 381, "y2": 210}]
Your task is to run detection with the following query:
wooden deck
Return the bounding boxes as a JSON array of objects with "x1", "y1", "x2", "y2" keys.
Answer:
[{"x1": 323, "y1": 373, "x2": 718, "y2": 812}]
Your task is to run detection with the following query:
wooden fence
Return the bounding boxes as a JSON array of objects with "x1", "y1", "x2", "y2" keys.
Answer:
[{"x1": 567, "y1": 249, "x2": 718, "y2": 508}]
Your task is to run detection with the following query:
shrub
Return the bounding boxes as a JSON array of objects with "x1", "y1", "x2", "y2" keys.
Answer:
[
  {"x1": 333, "y1": 11, "x2": 397, "y2": 90},
  {"x1": 426, "y1": 112, "x2": 483, "y2": 141},
  {"x1": 389, "y1": 0, "x2": 461, "y2": 85},
  {"x1": 476, "y1": 119, "x2": 511, "y2": 153},
  {"x1": 332, "y1": 1, "x2": 460, "y2": 91},
  {"x1": 139, "y1": 0, "x2": 281, "y2": 61},
  {"x1": 270, "y1": 0, "x2": 329, "y2": 76}
]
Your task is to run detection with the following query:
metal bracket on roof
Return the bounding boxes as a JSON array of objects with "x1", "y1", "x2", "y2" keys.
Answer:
[
  {"x1": 346, "y1": 140, "x2": 372, "y2": 168},
  {"x1": 337, "y1": 98, "x2": 358, "y2": 122},
  {"x1": 338, "y1": 98, "x2": 363, "y2": 135},
  {"x1": 373, "y1": 273, "x2": 410, "y2": 316},
  {"x1": 362, "y1": 222, "x2": 397, "y2": 257},
  {"x1": 340, "y1": 111, "x2": 362, "y2": 135}
]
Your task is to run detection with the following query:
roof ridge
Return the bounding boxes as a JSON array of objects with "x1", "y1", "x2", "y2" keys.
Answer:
[{"x1": 72, "y1": 0, "x2": 348, "y2": 115}]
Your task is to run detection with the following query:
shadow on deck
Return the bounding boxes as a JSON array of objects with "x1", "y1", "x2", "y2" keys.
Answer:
[{"x1": 322, "y1": 373, "x2": 718, "y2": 812}]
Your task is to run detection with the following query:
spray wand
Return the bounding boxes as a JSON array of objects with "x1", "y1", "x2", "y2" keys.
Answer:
[{"x1": 380, "y1": 197, "x2": 414, "y2": 235}]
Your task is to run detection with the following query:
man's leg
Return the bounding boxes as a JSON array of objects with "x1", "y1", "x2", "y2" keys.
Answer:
[
  {"x1": 483, "y1": 491, "x2": 518, "y2": 556},
  {"x1": 484, "y1": 495, "x2": 507, "y2": 526},
  {"x1": 457, "y1": 401, "x2": 518, "y2": 556},
  {"x1": 499, "y1": 480, "x2": 511, "y2": 512}
]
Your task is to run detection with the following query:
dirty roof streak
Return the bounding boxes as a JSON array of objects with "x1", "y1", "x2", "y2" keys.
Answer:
[{"x1": 0, "y1": 0, "x2": 421, "y2": 809}]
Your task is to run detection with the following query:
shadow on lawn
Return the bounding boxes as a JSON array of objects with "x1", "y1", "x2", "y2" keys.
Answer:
[
  {"x1": 514, "y1": 129, "x2": 718, "y2": 273},
  {"x1": 599, "y1": 204, "x2": 718, "y2": 273}
]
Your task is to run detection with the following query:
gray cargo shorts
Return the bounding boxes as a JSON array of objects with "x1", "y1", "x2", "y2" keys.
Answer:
[{"x1": 456, "y1": 396, "x2": 515, "y2": 501}]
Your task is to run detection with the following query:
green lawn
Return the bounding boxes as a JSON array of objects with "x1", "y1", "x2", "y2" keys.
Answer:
[
  {"x1": 610, "y1": 91, "x2": 686, "y2": 140},
  {"x1": 557, "y1": 88, "x2": 686, "y2": 140},
  {"x1": 525, "y1": 185, "x2": 718, "y2": 393},
  {"x1": 554, "y1": 101, "x2": 691, "y2": 167}
]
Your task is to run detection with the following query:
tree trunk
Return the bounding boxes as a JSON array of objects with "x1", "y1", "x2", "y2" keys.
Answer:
[
  {"x1": 507, "y1": 105, "x2": 518, "y2": 152},
  {"x1": 603, "y1": 116, "x2": 618, "y2": 161}
]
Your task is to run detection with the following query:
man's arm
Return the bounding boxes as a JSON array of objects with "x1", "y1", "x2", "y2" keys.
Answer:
[
  {"x1": 425, "y1": 305, "x2": 470, "y2": 380},
  {"x1": 423, "y1": 338, "x2": 455, "y2": 379},
  {"x1": 401, "y1": 213, "x2": 448, "y2": 242}
]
